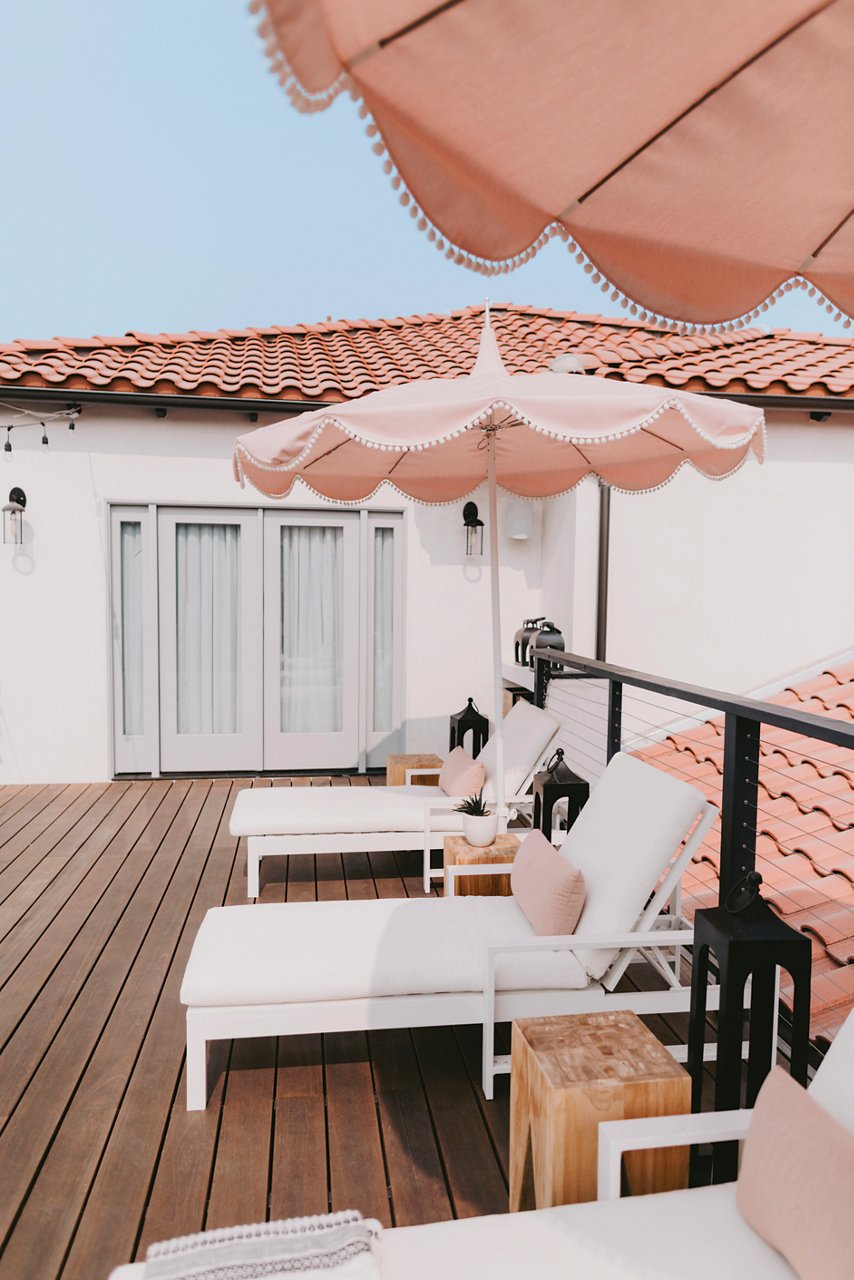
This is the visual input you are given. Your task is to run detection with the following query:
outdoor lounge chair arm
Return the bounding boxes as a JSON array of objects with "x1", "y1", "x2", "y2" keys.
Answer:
[
  {"x1": 446, "y1": 862, "x2": 514, "y2": 896},
  {"x1": 485, "y1": 928, "x2": 695, "y2": 962},
  {"x1": 404, "y1": 766, "x2": 442, "y2": 785},
  {"x1": 597, "y1": 1109, "x2": 752, "y2": 1201}
]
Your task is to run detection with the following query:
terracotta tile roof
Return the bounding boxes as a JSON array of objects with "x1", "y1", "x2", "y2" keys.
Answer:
[
  {"x1": 640, "y1": 662, "x2": 854, "y2": 1049},
  {"x1": 0, "y1": 304, "x2": 852, "y2": 403}
]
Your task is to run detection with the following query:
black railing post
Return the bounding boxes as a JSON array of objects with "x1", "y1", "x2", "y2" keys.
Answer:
[
  {"x1": 606, "y1": 680, "x2": 622, "y2": 761},
  {"x1": 718, "y1": 714, "x2": 760, "y2": 902},
  {"x1": 534, "y1": 654, "x2": 549, "y2": 709}
]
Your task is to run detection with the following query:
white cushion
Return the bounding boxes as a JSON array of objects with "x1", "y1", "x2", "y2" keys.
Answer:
[
  {"x1": 560, "y1": 753, "x2": 706, "y2": 981},
  {"x1": 180, "y1": 897, "x2": 589, "y2": 1008},
  {"x1": 808, "y1": 1009, "x2": 854, "y2": 1130},
  {"x1": 382, "y1": 1185, "x2": 794, "y2": 1280},
  {"x1": 110, "y1": 1186, "x2": 793, "y2": 1280},
  {"x1": 229, "y1": 785, "x2": 460, "y2": 837},
  {"x1": 476, "y1": 701, "x2": 558, "y2": 800}
]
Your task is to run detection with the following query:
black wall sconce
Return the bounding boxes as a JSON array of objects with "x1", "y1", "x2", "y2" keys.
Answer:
[
  {"x1": 463, "y1": 501, "x2": 484, "y2": 557},
  {"x1": 2, "y1": 487, "x2": 26, "y2": 545}
]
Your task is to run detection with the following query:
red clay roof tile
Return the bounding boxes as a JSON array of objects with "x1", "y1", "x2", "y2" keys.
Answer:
[{"x1": 0, "y1": 303, "x2": 852, "y2": 402}]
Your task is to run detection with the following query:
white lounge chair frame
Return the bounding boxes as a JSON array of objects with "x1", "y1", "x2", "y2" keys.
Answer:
[
  {"x1": 598, "y1": 1006, "x2": 854, "y2": 1199},
  {"x1": 186, "y1": 801, "x2": 717, "y2": 1109},
  {"x1": 244, "y1": 734, "x2": 556, "y2": 899}
]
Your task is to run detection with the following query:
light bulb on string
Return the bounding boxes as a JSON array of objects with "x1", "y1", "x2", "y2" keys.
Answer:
[
  {"x1": 41, "y1": 423, "x2": 49, "y2": 447},
  {"x1": 4, "y1": 429, "x2": 11, "y2": 455}
]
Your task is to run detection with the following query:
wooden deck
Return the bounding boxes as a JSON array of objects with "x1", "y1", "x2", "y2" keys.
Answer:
[{"x1": 0, "y1": 776, "x2": 701, "y2": 1280}]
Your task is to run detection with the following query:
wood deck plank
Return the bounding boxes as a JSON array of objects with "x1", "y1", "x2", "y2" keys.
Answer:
[
  {"x1": 325, "y1": 1031, "x2": 391, "y2": 1226},
  {"x1": 0, "y1": 775, "x2": 709, "y2": 1278},
  {"x1": 61, "y1": 783, "x2": 240, "y2": 1277},
  {"x1": 0, "y1": 783, "x2": 67, "y2": 855},
  {"x1": 412, "y1": 1026, "x2": 509, "y2": 1218},
  {"x1": 0, "y1": 781, "x2": 215, "y2": 1265},
  {"x1": 0, "y1": 781, "x2": 156, "y2": 981},
  {"x1": 0, "y1": 784, "x2": 96, "y2": 885},
  {"x1": 370, "y1": 1029, "x2": 453, "y2": 1226},
  {"x1": 269, "y1": 1034, "x2": 328, "y2": 1222}
]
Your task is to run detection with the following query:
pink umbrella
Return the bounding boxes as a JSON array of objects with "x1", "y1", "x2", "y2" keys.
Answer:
[
  {"x1": 234, "y1": 317, "x2": 764, "y2": 815},
  {"x1": 251, "y1": 0, "x2": 854, "y2": 328}
]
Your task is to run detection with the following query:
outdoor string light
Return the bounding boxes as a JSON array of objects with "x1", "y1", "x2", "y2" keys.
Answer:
[{"x1": 0, "y1": 403, "x2": 81, "y2": 452}]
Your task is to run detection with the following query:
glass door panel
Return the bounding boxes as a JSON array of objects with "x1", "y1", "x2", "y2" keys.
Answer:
[
  {"x1": 110, "y1": 506, "x2": 158, "y2": 774},
  {"x1": 366, "y1": 515, "x2": 404, "y2": 767},
  {"x1": 159, "y1": 508, "x2": 262, "y2": 772},
  {"x1": 263, "y1": 511, "x2": 359, "y2": 770}
]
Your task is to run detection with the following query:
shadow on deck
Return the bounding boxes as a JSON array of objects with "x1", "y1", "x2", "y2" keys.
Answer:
[{"x1": 0, "y1": 776, "x2": 711, "y2": 1280}]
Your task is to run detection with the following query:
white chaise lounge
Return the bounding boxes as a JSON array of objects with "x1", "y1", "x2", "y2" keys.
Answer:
[
  {"x1": 111, "y1": 1017, "x2": 854, "y2": 1280},
  {"x1": 231, "y1": 700, "x2": 559, "y2": 896},
  {"x1": 182, "y1": 752, "x2": 717, "y2": 1109}
]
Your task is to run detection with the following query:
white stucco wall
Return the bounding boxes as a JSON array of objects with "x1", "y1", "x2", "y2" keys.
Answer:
[
  {"x1": 604, "y1": 412, "x2": 854, "y2": 692},
  {"x1": 1, "y1": 402, "x2": 851, "y2": 782},
  {"x1": 0, "y1": 404, "x2": 544, "y2": 782}
]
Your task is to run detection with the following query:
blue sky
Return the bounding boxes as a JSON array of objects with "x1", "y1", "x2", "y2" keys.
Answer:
[{"x1": 0, "y1": 0, "x2": 847, "y2": 344}]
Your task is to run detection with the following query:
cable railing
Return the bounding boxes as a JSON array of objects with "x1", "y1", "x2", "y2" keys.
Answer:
[{"x1": 532, "y1": 649, "x2": 854, "y2": 905}]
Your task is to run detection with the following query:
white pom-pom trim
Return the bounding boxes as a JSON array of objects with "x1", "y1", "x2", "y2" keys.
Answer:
[{"x1": 250, "y1": 1, "x2": 853, "y2": 333}]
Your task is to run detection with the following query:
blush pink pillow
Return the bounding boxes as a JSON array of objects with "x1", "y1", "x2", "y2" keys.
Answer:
[
  {"x1": 737, "y1": 1066, "x2": 854, "y2": 1280},
  {"x1": 511, "y1": 829, "x2": 585, "y2": 935},
  {"x1": 439, "y1": 746, "x2": 485, "y2": 797}
]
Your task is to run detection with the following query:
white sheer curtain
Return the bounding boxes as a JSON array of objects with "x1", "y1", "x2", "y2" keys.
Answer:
[
  {"x1": 372, "y1": 528, "x2": 394, "y2": 732},
  {"x1": 176, "y1": 523, "x2": 240, "y2": 735},
  {"x1": 280, "y1": 525, "x2": 343, "y2": 733},
  {"x1": 120, "y1": 521, "x2": 144, "y2": 736}
]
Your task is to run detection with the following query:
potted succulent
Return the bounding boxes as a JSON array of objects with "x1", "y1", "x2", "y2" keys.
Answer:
[{"x1": 454, "y1": 791, "x2": 498, "y2": 848}]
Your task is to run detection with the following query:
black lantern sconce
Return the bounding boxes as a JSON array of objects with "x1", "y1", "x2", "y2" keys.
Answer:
[
  {"x1": 463, "y1": 501, "x2": 484, "y2": 557},
  {"x1": 2, "y1": 487, "x2": 26, "y2": 546}
]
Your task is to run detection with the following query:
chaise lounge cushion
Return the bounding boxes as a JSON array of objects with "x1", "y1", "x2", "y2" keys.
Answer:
[
  {"x1": 559, "y1": 752, "x2": 707, "y2": 981},
  {"x1": 230, "y1": 785, "x2": 461, "y2": 837},
  {"x1": 180, "y1": 897, "x2": 589, "y2": 1008},
  {"x1": 108, "y1": 1184, "x2": 797, "y2": 1280},
  {"x1": 381, "y1": 1186, "x2": 797, "y2": 1280},
  {"x1": 476, "y1": 701, "x2": 559, "y2": 799}
]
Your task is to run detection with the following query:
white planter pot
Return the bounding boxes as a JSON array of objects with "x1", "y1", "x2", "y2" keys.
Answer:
[{"x1": 462, "y1": 813, "x2": 498, "y2": 848}]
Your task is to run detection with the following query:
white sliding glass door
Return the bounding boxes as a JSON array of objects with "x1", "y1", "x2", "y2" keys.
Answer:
[
  {"x1": 158, "y1": 508, "x2": 262, "y2": 772},
  {"x1": 111, "y1": 505, "x2": 403, "y2": 775},
  {"x1": 263, "y1": 511, "x2": 360, "y2": 770}
]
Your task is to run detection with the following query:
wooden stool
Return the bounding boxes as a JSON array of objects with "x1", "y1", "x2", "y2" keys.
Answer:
[
  {"x1": 510, "y1": 1011, "x2": 690, "y2": 1210},
  {"x1": 443, "y1": 832, "x2": 520, "y2": 896},
  {"x1": 385, "y1": 753, "x2": 443, "y2": 787}
]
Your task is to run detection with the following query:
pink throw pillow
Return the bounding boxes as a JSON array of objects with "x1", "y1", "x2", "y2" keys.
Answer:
[
  {"x1": 737, "y1": 1066, "x2": 854, "y2": 1280},
  {"x1": 511, "y1": 829, "x2": 585, "y2": 935},
  {"x1": 439, "y1": 746, "x2": 486, "y2": 797}
]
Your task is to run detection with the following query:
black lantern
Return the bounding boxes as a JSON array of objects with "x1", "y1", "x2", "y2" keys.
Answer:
[
  {"x1": 449, "y1": 696, "x2": 489, "y2": 757},
  {"x1": 463, "y1": 501, "x2": 484, "y2": 557},
  {"x1": 532, "y1": 748, "x2": 589, "y2": 840},
  {"x1": 687, "y1": 878, "x2": 811, "y2": 1182},
  {"x1": 2, "y1": 487, "x2": 26, "y2": 546}
]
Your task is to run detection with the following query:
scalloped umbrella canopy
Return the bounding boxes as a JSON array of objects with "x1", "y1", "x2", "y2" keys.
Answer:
[
  {"x1": 252, "y1": 0, "x2": 854, "y2": 328},
  {"x1": 233, "y1": 319, "x2": 765, "y2": 501},
  {"x1": 234, "y1": 317, "x2": 763, "y2": 816}
]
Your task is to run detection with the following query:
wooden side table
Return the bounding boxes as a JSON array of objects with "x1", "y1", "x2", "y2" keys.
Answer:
[
  {"x1": 385, "y1": 753, "x2": 443, "y2": 787},
  {"x1": 510, "y1": 1010, "x2": 690, "y2": 1211},
  {"x1": 443, "y1": 832, "x2": 520, "y2": 896}
]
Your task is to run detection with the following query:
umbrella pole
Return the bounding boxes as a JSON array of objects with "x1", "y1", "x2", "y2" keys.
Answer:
[{"x1": 486, "y1": 433, "x2": 507, "y2": 829}]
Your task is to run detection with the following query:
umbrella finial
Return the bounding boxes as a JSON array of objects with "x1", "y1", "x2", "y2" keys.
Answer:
[{"x1": 473, "y1": 308, "x2": 507, "y2": 377}]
